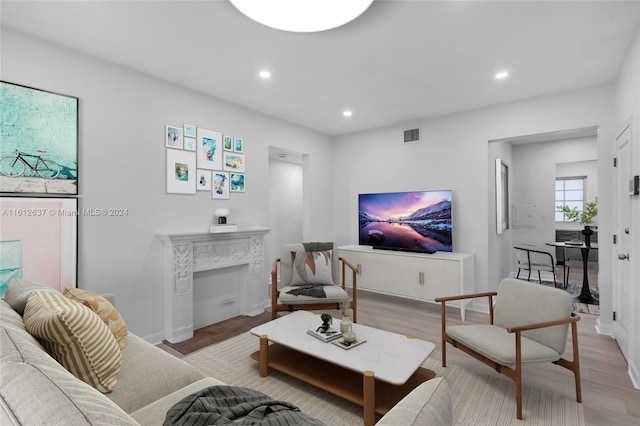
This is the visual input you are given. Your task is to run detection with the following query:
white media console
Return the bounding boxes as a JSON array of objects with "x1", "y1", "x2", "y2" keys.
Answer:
[{"x1": 338, "y1": 245, "x2": 474, "y2": 320}]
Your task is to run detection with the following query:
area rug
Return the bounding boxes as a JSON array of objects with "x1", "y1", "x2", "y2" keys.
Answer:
[
  {"x1": 542, "y1": 281, "x2": 599, "y2": 316},
  {"x1": 183, "y1": 332, "x2": 585, "y2": 426}
]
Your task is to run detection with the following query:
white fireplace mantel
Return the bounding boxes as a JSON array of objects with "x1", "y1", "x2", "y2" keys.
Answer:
[{"x1": 158, "y1": 228, "x2": 270, "y2": 343}]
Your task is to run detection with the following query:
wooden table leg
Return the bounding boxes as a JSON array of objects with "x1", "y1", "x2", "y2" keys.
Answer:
[
  {"x1": 259, "y1": 335, "x2": 269, "y2": 377},
  {"x1": 363, "y1": 370, "x2": 375, "y2": 426}
]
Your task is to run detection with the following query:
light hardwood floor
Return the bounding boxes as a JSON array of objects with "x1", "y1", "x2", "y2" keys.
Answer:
[{"x1": 160, "y1": 283, "x2": 638, "y2": 426}]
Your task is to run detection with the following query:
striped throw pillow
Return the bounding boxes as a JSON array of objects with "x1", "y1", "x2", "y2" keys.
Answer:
[
  {"x1": 23, "y1": 290, "x2": 122, "y2": 393},
  {"x1": 63, "y1": 287, "x2": 128, "y2": 350}
]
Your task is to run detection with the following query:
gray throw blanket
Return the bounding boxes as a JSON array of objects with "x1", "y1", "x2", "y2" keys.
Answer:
[
  {"x1": 164, "y1": 385, "x2": 325, "y2": 425},
  {"x1": 286, "y1": 284, "x2": 326, "y2": 298}
]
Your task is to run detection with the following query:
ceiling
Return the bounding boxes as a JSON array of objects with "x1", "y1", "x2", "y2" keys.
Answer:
[{"x1": 1, "y1": 1, "x2": 639, "y2": 137}]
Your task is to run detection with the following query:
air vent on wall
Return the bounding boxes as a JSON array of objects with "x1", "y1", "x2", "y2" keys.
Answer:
[{"x1": 404, "y1": 128, "x2": 420, "y2": 143}]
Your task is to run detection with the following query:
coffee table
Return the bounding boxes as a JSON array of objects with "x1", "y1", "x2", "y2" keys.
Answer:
[{"x1": 249, "y1": 311, "x2": 436, "y2": 426}]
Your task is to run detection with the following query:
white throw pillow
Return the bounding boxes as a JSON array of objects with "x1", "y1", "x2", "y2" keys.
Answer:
[{"x1": 290, "y1": 250, "x2": 335, "y2": 286}]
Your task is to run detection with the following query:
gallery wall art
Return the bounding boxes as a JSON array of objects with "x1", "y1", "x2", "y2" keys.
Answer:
[
  {"x1": 0, "y1": 81, "x2": 78, "y2": 195},
  {"x1": 165, "y1": 123, "x2": 246, "y2": 199}
]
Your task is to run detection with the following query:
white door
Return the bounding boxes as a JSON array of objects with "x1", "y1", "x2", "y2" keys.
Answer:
[{"x1": 614, "y1": 124, "x2": 632, "y2": 361}]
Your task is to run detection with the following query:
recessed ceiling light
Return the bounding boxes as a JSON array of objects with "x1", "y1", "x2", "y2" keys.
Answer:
[
  {"x1": 259, "y1": 70, "x2": 271, "y2": 79},
  {"x1": 495, "y1": 71, "x2": 509, "y2": 80},
  {"x1": 343, "y1": 110, "x2": 353, "y2": 117}
]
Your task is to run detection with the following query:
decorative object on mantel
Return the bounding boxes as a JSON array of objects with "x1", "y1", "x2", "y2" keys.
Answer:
[
  {"x1": 210, "y1": 208, "x2": 237, "y2": 233},
  {"x1": 214, "y1": 208, "x2": 230, "y2": 224},
  {"x1": 557, "y1": 198, "x2": 598, "y2": 246}
]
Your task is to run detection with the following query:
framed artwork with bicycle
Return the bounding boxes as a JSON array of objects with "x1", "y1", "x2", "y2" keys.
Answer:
[{"x1": 0, "y1": 81, "x2": 78, "y2": 195}]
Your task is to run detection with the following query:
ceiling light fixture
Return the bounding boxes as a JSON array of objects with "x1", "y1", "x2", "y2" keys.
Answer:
[
  {"x1": 259, "y1": 70, "x2": 271, "y2": 79},
  {"x1": 343, "y1": 110, "x2": 353, "y2": 117},
  {"x1": 495, "y1": 71, "x2": 509, "y2": 80},
  {"x1": 229, "y1": 0, "x2": 375, "y2": 33}
]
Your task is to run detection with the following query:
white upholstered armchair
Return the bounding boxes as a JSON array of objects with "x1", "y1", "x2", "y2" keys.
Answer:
[
  {"x1": 271, "y1": 242, "x2": 357, "y2": 321},
  {"x1": 435, "y1": 278, "x2": 581, "y2": 420}
]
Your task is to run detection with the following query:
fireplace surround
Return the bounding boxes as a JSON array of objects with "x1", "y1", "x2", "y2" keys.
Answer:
[{"x1": 158, "y1": 228, "x2": 270, "y2": 343}]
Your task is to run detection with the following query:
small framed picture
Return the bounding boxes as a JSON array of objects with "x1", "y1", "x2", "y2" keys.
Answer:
[
  {"x1": 166, "y1": 125, "x2": 183, "y2": 149},
  {"x1": 223, "y1": 135, "x2": 234, "y2": 151},
  {"x1": 196, "y1": 128, "x2": 222, "y2": 170},
  {"x1": 184, "y1": 137, "x2": 196, "y2": 151},
  {"x1": 230, "y1": 173, "x2": 245, "y2": 192},
  {"x1": 196, "y1": 169, "x2": 212, "y2": 191},
  {"x1": 223, "y1": 152, "x2": 245, "y2": 173},
  {"x1": 183, "y1": 124, "x2": 196, "y2": 138},
  {"x1": 233, "y1": 137, "x2": 244, "y2": 153},
  {"x1": 166, "y1": 149, "x2": 196, "y2": 194},
  {"x1": 212, "y1": 171, "x2": 230, "y2": 199}
]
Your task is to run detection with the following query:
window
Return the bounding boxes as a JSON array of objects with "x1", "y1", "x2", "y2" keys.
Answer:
[{"x1": 555, "y1": 177, "x2": 586, "y2": 222}]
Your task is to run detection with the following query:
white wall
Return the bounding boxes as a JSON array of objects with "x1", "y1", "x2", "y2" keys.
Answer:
[
  {"x1": 333, "y1": 85, "x2": 615, "y2": 315},
  {"x1": 1, "y1": 28, "x2": 334, "y2": 342}
]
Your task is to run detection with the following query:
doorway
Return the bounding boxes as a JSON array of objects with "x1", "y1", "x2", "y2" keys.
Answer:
[{"x1": 268, "y1": 147, "x2": 305, "y2": 260}]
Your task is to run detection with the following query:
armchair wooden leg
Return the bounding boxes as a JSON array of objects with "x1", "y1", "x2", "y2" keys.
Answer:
[
  {"x1": 572, "y1": 321, "x2": 582, "y2": 403},
  {"x1": 516, "y1": 332, "x2": 523, "y2": 420},
  {"x1": 440, "y1": 302, "x2": 447, "y2": 367}
]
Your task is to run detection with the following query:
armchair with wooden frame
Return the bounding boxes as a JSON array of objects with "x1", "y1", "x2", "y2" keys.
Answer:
[
  {"x1": 435, "y1": 278, "x2": 581, "y2": 420},
  {"x1": 271, "y1": 242, "x2": 358, "y2": 321}
]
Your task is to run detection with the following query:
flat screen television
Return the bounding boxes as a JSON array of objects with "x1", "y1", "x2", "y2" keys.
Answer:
[{"x1": 358, "y1": 190, "x2": 452, "y2": 253}]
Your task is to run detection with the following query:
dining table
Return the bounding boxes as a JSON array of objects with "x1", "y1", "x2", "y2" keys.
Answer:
[{"x1": 546, "y1": 241, "x2": 598, "y2": 305}]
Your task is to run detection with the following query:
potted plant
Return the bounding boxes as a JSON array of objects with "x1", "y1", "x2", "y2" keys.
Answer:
[
  {"x1": 317, "y1": 313, "x2": 333, "y2": 333},
  {"x1": 556, "y1": 198, "x2": 598, "y2": 245}
]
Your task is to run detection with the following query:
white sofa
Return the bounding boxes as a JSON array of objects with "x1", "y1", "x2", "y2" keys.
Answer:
[{"x1": 0, "y1": 279, "x2": 452, "y2": 425}]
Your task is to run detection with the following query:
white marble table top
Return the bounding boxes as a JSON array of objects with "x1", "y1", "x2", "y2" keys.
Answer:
[{"x1": 250, "y1": 311, "x2": 435, "y2": 384}]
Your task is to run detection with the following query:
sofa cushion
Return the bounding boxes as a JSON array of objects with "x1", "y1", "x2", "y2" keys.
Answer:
[
  {"x1": 130, "y1": 377, "x2": 225, "y2": 425},
  {"x1": 0, "y1": 300, "x2": 45, "y2": 350},
  {"x1": 0, "y1": 327, "x2": 61, "y2": 369},
  {"x1": 375, "y1": 377, "x2": 452, "y2": 426},
  {"x1": 63, "y1": 287, "x2": 128, "y2": 350},
  {"x1": 23, "y1": 290, "x2": 122, "y2": 393},
  {"x1": 290, "y1": 250, "x2": 335, "y2": 285},
  {"x1": 446, "y1": 324, "x2": 561, "y2": 366},
  {"x1": 0, "y1": 360, "x2": 137, "y2": 426},
  {"x1": 3, "y1": 278, "x2": 57, "y2": 315},
  {"x1": 105, "y1": 333, "x2": 205, "y2": 413},
  {"x1": 278, "y1": 284, "x2": 349, "y2": 305}
]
